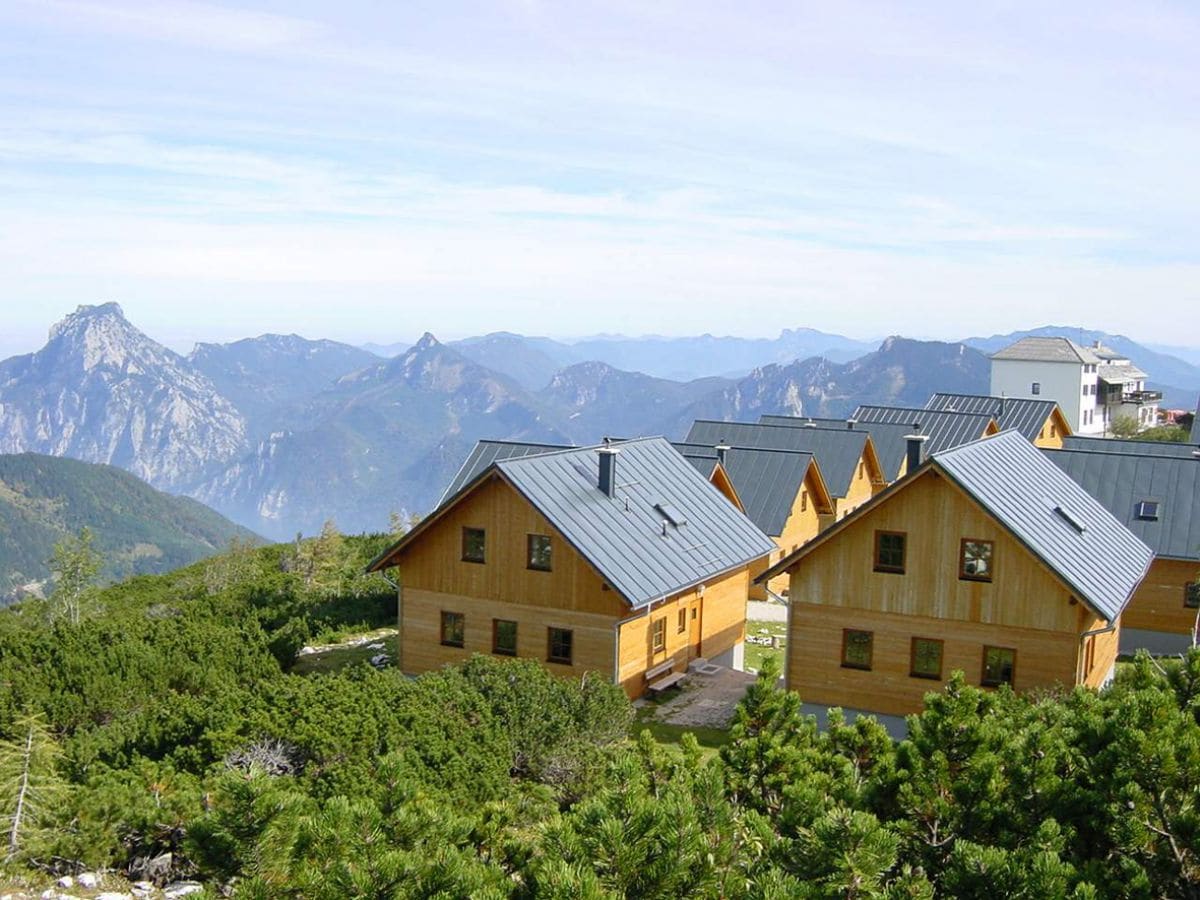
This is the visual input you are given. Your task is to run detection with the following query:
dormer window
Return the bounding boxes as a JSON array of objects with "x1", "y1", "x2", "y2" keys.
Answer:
[{"x1": 1135, "y1": 500, "x2": 1160, "y2": 521}]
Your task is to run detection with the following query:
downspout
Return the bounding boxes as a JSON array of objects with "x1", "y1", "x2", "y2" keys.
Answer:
[
  {"x1": 613, "y1": 605, "x2": 650, "y2": 686},
  {"x1": 380, "y1": 569, "x2": 403, "y2": 673}
]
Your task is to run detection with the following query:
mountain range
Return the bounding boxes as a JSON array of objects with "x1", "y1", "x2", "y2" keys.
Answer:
[
  {"x1": 0, "y1": 452, "x2": 255, "y2": 602},
  {"x1": 1, "y1": 303, "x2": 1195, "y2": 539}
]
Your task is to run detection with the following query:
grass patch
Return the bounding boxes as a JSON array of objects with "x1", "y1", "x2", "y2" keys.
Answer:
[
  {"x1": 745, "y1": 619, "x2": 787, "y2": 674},
  {"x1": 291, "y1": 629, "x2": 397, "y2": 676},
  {"x1": 632, "y1": 705, "x2": 730, "y2": 757}
]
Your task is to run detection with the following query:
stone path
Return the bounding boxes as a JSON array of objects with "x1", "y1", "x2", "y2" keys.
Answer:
[{"x1": 641, "y1": 665, "x2": 756, "y2": 729}]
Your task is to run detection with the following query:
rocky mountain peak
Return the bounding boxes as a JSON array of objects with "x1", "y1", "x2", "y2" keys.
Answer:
[{"x1": 45, "y1": 302, "x2": 178, "y2": 374}]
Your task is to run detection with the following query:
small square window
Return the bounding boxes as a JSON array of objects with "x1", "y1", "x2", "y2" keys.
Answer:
[
  {"x1": 677, "y1": 609, "x2": 687, "y2": 634},
  {"x1": 548, "y1": 627, "x2": 573, "y2": 664},
  {"x1": 910, "y1": 637, "x2": 944, "y2": 679},
  {"x1": 461, "y1": 527, "x2": 485, "y2": 563},
  {"x1": 874, "y1": 530, "x2": 906, "y2": 574},
  {"x1": 982, "y1": 646, "x2": 1016, "y2": 687},
  {"x1": 493, "y1": 619, "x2": 517, "y2": 656},
  {"x1": 959, "y1": 539, "x2": 994, "y2": 582},
  {"x1": 841, "y1": 629, "x2": 873, "y2": 670},
  {"x1": 1135, "y1": 500, "x2": 1160, "y2": 521},
  {"x1": 527, "y1": 534, "x2": 552, "y2": 571},
  {"x1": 440, "y1": 611, "x2": 465, "y2": 648},
  {"x1": 1185, "y1": 583, "x2": 1200, "y2": 610},
  {"x1": 1031, "y1": 382, "x2": 1041, "y2": 395},
  {"x1": 651, "y1": 617, "x2": 666, "y2": 652},
  {"x1": 691, "y1": 608, "x2": 698, "y2": 620}
]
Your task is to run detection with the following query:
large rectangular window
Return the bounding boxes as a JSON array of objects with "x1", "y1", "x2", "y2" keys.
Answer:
[
  {"x1": 440, "y1": 611, "x2": 465, "y2": 648},
  {"x1": 547, "y1": 627, "x2": 573, "y2": 665},
  {"x1": 492, "y1": 619, "x2": 517, "y2": 656},
  {"x1": 651, "y1": 617, "x2": 666, "y2": 653},
  {"x1": 910, "y1": 637, "x2": 944, "y2": 679},
  {"x1": 461, "y1": 527, "x2": 486, "y2": 563},
  {"x1": 874, "y1": 531, "x2": 906, "y2": 574},
  {"x1": 841, "y1": 629, "x2": 873, "y2": 670},
  {"x1": 982, "y1": 646, "x2": 1016, "y2": 687},
  {"x1": 527, "y1": 534, "x2": 552, "y2": 571},
  {"x1": 1185, "y1": 582, "x2": 1200, "y2": 609},
  {"x1": 959, "y1": 539, "x2": 994, "y2": 582}
]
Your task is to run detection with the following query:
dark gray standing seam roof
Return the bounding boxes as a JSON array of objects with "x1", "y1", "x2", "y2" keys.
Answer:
[
  {"x1": 935, "y1": 431, "x2": 1154, "y2": 621},
  {"x1": 496, "y1": 437, "x2": 777, "y2": 608},
  {"x1": 684, "y1": 420, "x2": 868, "y2": 497},
  {"x1": 673, "y1": 442, "x2": 817, "y2": 536},
  {"x1": 1044, "y1": 448, "x2": 1200, "y2": 561},
  {"x1": 439, "y1": 439, "x2": 572, "y2": 505},
  {"x1": 853, "y1": 405, "x2": 996, "y2": 455},
  {"x1": 925, "y1": 393, "x2": 1060, "y2": 442},
  {"x1": 759, "y1": 414, "x2": 912, "y2": 481},
  {"x1": 1061, "y1": 435, "x2": 1200, "y2": 458}
]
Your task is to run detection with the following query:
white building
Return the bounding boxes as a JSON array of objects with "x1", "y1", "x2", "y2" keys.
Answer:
[
  {"x1": 1090, "y1": 342, "x2": 1161, "y2": 432},
  {"x1": 989, "y1": 337, "x2": 1104, "y2": 435}
]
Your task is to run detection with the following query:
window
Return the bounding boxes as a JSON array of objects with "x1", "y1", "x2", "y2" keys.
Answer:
[
  {"x1": 982, "y1": 646, "x2": 1016, "y2": 687},
  {"x1": 527, "y1": 534, "x2": 552, "y2": 571},
  {"x1": 959, "y1": 539, "x2": 994, "y2": 582},
  {"x1": 691, "y1": 607, "x2": 698, "y2": 620},
  {"x1": 858, "y1": 461, "x2": 865, "y2": 480},
  {"x1": 1082, "y1": 384, "x2": 1088, "y2": 396},
  {"x1": 440, "y1": 611, "x2": 465, "y2": 648},
  {"x1": 1185, "y1": 583, "x2": 1200, "y2": 610},
  {"x1": 461, "y1": 527, "x2": 485, "y2": 563},
  {"x1": 493, "y1": 619, "x2": 517, "y2": 656},
  {"x1": 1031, "y1": 382, "x2": 1041, "y2": 395},
  {"x1": 1050, "y1": 424, "x2": 1057, "y2": 438},
  {"x1": 677, "y1": 609, "x2": 687, "y2": 634},
  {"x1": 547, "y1": 627, "x2": 573, "y2": 664},
  {"x1": 841, "y1": 629, "x2": 873, "y2": 670},
  {"x1": 651, "y1": 617, "x2": 666, "y2": 652},
  {"x1": 910, "y1": 638, "x2": 944, "y2": 679},
  {"x1": 874, "y1": 530, "x2": 906, "y2": 574},
  {"x1": 1135, "y1": 500, "x2": 1160, "y2": 521},
  {"x1": 801, "y1": 489, "x2": 808, "y2": 512}
]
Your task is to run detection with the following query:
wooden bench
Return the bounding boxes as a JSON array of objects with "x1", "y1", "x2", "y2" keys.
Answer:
[{"x1": 645, "y1": 659, "x2": 687, "y2": 694}]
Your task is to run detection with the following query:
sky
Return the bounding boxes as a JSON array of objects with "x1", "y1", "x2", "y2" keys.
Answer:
[{"x1": 1, "y1": 1, "x2": 1198, "y2": 359}]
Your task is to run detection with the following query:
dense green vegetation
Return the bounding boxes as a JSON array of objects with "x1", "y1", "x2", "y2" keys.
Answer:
[
  {"x1": 0, "y1": 452, "x2": 258, "y2": 599},
  {"x1": 0, "y1": 534, "x2": 1197, "y2": 897}
]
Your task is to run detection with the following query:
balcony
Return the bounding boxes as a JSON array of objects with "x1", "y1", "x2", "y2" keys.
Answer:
[{"x1": 1121, "y1": 390, "x2": 1162, "y2": 404}]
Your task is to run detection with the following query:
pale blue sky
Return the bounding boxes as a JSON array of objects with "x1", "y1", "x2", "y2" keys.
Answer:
[{"x1": 1, "y1": 1, "x2": 1197, "y2": 359}]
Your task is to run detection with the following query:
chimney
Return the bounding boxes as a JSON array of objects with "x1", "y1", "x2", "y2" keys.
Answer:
[
  {"x1": 715, "y1": 444, "x2": 730, "y2": 466},
  {"x1": 904, "y1": 425, "x2": 928, "y2": 474},
  {"x1": 846, "y1": 419, "x2": 857, "y2": 430},
  {"x1": 597, "y1": 446, "x2": 620, "y2": 497}
]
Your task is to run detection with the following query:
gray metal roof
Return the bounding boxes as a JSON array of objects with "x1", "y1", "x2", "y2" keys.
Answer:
[
  {"x1": 1061, "y1": 435, "x2": 1200, "y2": 458},
  {"x1": 935, "y1": 431, "x2": 1153, "y2": 620},
  {"x1": 493, "y1": 437, "x2": 776, "y2": 608},
  {"x1": 925, "y1": 393, "x2": 1060, "y2": 442},
  {"x1": 1193, "y1": 397, "x2": 1200, "y2": 444},
  {"x1": 1043, "y1": 447, "x2": 1200, "y2": 561},
  {"x1": 684, "y1": 419, "x2": 870, "y2": 497},
  {"x1": 673, "y1": 442, "x2": 819, "y2": 536},
  {"x1": 759, "y1": 414, "x2": 912, "y2": 481},
  {"x1": 1098, "y1": 363, "x2": 1148, "y2": 383},
  {"x1": 852, "y1": 405, "x2": 995, "y2": 456},
  {"x1": 991, "y1": 336, "x2": 1101, "y2": 364},
  {"x1": 439, "y1": 439, "x2": 572, "y2": 505}
]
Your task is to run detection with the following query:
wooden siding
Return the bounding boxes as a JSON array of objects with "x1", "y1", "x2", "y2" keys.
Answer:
[
  {"x1": 832, "y1": 449, "x2": 883, "y2": 520},
  {"x1": 615, "y1": 567, "x2": 748, "y2": 696},
  {"x1": 1033, "y1": 409, "x2": 1070, "y2": 449},
  {"x1": 1078, "y1": 612, "x2": 1120, "y2": 689},
  {"x1": 784, "y1": 467, "x2": 1113, "y2": 715},
  {"x1": 396, "y1": 474, "x2": 626, "y2": 618},
  {"x1": 786, "y1": 604, "x2": 1080, "y2": 715},
  {"x1": 759, "y1": 468, "x2": 826, "y2": 599},
  {"x1": 401, "y1": 587, "x2": 617, "y2": 682},
  {"x1": 1122, "y1": 557, "x2": 1199, "y2": 635}
]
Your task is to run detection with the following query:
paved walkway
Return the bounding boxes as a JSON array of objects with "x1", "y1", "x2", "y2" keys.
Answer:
[{"x1": 747, "y1": 600, "x2": 787, "y2": 622}]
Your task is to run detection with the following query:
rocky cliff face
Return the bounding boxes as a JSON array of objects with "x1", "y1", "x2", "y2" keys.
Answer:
[{"x1": 0, "y1": 304, "x2": 246, "y2": 490}]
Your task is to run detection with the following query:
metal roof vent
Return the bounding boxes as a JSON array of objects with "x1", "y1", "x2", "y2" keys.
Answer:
[
  {"x1": 1135, "y1": 500, "x2": 1160, "y2": 521},
  {"x1": 846, "y1": 419, "x2": 857, "y2": 430},
  {"x1": 715, "y1": 444, "x2": 730, "y2": 466},
  {"x1": 655, "y1": 502, "x2": 688, "y2": 527},
  {"x1": 1053, "y1": 504, "x2": 1087, "y2": 534},
  {"x1": 803, "y1": 419, "x2": 817, "y2": 428}
]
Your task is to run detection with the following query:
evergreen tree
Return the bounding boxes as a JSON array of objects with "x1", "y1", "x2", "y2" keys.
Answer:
[
  {"x1": 0, "y1": 713, "x2": 69, "y2": 862},
  {"x1": 47, "y1": 526, "x2": 102, "y2": 625}
]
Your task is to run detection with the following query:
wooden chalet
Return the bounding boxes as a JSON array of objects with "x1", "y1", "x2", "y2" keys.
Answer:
[
  {"x1": 925, "y1": 392, "x2": 1071, "y2": 449},
  {"x1": 1046, "y1": 443, "x2": 1200, "y2": 653},
  {"x1": 673, "y1": 443, "x2": 836, "y2": 600},
  {"x1": 758, "y1": 430, "x2": 1153, "y2": 717},
  {"x1": 367, "y1": 437, "x2": 776, "y2": 697},
  {"x1": 684, "y1": 420, "x2": 886, "y2": 520}
]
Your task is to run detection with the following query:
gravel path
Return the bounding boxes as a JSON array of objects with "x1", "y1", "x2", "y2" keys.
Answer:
[{"x1": 747, "y1": 600, "x2": 787, "y2": 622}]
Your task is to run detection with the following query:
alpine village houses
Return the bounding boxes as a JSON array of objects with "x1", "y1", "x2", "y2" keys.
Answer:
[
  {"x1": 367, "y1": 437, "x2": 776, "y2": 697},
  {"x1": 759, "y1": 430, "x2": 1155, "y2": 717}
]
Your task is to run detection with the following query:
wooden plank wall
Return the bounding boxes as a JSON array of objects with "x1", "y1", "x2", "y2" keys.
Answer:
[
  {"x1": 759, "y1": 468, "x2": 825, "y2": 599},
  {"x1": 1033, "y1": 411, "x2": 1068, "y2": 449},
  {"x1": 832, "y1": 449, "x2": 880, "y2": 520},
  {"x1": 1122, "y1": 557, "x2": 1199, "y2": 635}
]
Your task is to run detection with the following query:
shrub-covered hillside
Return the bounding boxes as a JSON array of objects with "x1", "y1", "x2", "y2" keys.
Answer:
[
  {"x1": 0, "y1": 532, "x2": 1197, "y2": 897},
  {"x1": 0, "y1": 452, "x2": 259, "y2": 600}
]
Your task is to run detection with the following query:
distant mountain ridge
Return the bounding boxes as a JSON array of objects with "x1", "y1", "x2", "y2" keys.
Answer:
[{"x1": 0, "y1": 452, "x2": 257, "y2": 602}]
